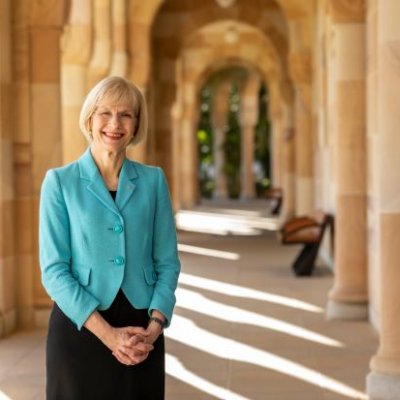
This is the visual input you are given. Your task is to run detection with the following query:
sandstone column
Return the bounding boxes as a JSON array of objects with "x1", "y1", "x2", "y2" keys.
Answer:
[
  {"x1": 61, "y1": 0, "x2": 92, "y2": 163},
  {"x1": 270, "y1": 109, "x2": 282, "y2": 190},
  {"x1": 326, "y1": 0, "x2": 368, "y2": 320},
  {"x1": 0, "y1": 0, "x2": 16, "y2": 336},
  {"x1": 367, "y1": 0, "x2": 400, "y2": 398},
  {"x1": 16, "y1": 0, "x2": 67, "y2": 328},
  {"x1": 211, "y1": 80, "x2": 231, "y2": 199},
  {"x1": 109, "y1": 0, "x2": 128, "y2": 77},
  {"x1": 269, "y1": 80, "x2": 287, "y2": 192},
  {"x1": 288, "y1": 18, "x2": 314, "y2": 215},
  {"x1": 281, "y1": 102, "x2": 296, "y2": 219},
  {"x1": 180, "y1": 82, "x2": 199, "y2": 208},
  {"x1": 87, "y1": 0, "x2": 111, "y2": 88},
  {"x1": 239, "y1": 76, "x2": 259, "y2": 199}
]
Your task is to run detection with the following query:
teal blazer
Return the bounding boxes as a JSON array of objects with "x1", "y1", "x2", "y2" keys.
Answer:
[{"x1": 39, "y1": 147, "x2": 180, "y2": 330}]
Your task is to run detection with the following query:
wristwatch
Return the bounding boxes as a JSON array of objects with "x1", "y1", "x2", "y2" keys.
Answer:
[{"x1": 149, "y1": 316, "x2": 165, "y2": 330}]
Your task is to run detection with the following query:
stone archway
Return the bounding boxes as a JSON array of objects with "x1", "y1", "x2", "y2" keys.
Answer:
[
  {"x1": 149, "y1": 0, "x2": 290, "y2": 193},
  {"x1": 174, "y1": 26, "x2": 283, "y2": 208}
]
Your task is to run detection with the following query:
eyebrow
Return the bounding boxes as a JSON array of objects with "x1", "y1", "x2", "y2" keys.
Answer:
[{"x1": 96, "y1": 107, "x2": 133, "y2": 114}]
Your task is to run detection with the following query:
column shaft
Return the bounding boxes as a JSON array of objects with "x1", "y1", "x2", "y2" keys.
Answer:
[
  {"x1": 240, "y1": 124, "x2": 255, "y2": 199},
  {"x1": 0, "y1": 0, "x2": 16, "y2": 336},
  {"x1": 288, "y1": 17, "x2": 314, "y2": 216},
  {"x1": 239, "y1": 76, "x2": 259, "y2": 199},
  {"x1": 367, "y1": 0, "x2": 400, "y2": 397},
  {"x1": 87, "y1": 0, "x2": 111, "y2": 87},
  {"x1": 294, "y1": 85, "x2": 314, "y2": 215},
  {"x1": 212, "y1": 81, "x2": 230, "y2": 199},
  {"x1": 281, "y1": 104, "x2": 295, "y2": 218},
  {"x1": 61, "y1": 0, "x2": 92, "y2": 164},
  {"x1": 326, "y1": 21, "x2": 368, "y2": 320}
]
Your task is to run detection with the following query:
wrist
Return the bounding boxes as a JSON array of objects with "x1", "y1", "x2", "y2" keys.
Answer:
[{"x1": 148, "y1": 316, "x2": 165, "y2": 332}]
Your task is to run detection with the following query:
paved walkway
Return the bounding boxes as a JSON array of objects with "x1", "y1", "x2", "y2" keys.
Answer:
[{"x1": 0, "y1": 231, "x2": 377, "y2": 400}]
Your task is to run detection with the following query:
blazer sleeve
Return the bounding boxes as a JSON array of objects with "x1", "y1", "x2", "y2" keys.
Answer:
[
  {"x1": 149, "y1": 168, "x2": 181, "y2": 327},
  {"x1": 39, "y1": 169, "x2": 100, "y2": 330}
]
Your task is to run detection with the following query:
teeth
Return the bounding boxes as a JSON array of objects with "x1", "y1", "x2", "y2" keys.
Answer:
[{"x1": 104, "y1": 132, "x2": 122, "y2": 138}]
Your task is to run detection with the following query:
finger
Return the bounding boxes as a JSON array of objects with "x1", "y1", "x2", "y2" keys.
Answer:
[
  {"x1": 114, "y1": 348, "x2": 149, "y2": 366},
  {"x1": 126, "y1": 327, "x2": 148, "y2": 336},
  {"x1": 113, "y1": 349, "x2": 133, "y2": 366},
  {"x1": 126, "y1": 334, "x2": 144, "y2": 346},
  {"x1": 135, "y1": 342, "x2": 154, "y2": 353},
  {"x1": 126, "y1": 335, "x2": 153, "y2": 349},
  {"x1": 123, "y1": 341, "x2": 153, "y2": 355},
  {"x1": 118, "y1": 345, "x2": 150, "y2": 362}
]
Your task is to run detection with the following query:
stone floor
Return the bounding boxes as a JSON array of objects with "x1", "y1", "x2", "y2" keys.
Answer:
[{"x1": 0, "y1": 231, "x2": 378, "y2": 400}]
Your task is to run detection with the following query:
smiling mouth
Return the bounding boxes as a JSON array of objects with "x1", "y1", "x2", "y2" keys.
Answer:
[{"x1": 102, "y1": 132, "x2": 124, "y2": 140}]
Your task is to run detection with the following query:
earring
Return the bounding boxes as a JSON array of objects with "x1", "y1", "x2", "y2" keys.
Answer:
[{"x1": 89, "y1": 130, "x2": 93, "y2": 140}]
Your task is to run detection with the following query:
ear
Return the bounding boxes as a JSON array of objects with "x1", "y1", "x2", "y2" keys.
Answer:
[{"x1": 87, "y1": 116, "x2": 93, "y2": 133}]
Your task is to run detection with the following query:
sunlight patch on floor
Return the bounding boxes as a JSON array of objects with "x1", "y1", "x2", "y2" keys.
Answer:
[
  {"x1": 178, "y1": 244, "x2": 240, "y2": 260},
  {"x1": 179, "y1": 272, "x2": 323, "y2": 313},
  {"x1": 166, "y1": 354, "x2": 249, "y2": 400},
  {"x1": 166, "y1": 315, "x2": 368, "y2": 400},
  {"x1": 176, "y1": 211, "x2": 269, "y2": 235},
  {"x1": 176, "y1": 287, "x2": 343, "y2": 347}
]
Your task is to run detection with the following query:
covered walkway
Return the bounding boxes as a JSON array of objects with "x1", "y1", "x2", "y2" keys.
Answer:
[{"x1": 0, "y1": 230, "x2": 377, "y2": 400}]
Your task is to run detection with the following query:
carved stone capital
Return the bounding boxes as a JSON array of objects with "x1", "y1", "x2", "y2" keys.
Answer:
[{"x1": 327, "y1": 0, "x2": 365, "y2": 23}]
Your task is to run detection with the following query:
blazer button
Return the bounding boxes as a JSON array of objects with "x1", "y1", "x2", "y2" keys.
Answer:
[
  {"x1": 113, "y1": 224, "x2": 123, "y2": 234},
  {"x1": 115, "y1": 256, "x2": 125, "y2": 266}
]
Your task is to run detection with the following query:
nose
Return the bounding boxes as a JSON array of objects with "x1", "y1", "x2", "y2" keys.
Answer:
[{"x1": 109, "y1": 113, "x2": 120, "y2": 128}]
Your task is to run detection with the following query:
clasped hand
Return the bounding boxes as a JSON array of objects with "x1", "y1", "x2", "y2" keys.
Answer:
[{"x1": 111, "y1": 323, "x2": 162, "y2": 366}]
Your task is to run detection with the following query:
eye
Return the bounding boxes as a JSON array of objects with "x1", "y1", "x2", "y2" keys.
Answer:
[{"x1": 121, "y1": 112, "x2": 132, "y2": 118}]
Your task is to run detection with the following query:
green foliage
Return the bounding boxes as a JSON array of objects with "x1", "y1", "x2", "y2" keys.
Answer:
[{"x1": 196, "y1": 76, "x2": 271, "y2": 201}]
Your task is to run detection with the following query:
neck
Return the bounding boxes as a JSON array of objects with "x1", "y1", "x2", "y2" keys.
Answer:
[{"x1": 90, "y1": 146, "x2": 125, "y2": 190}]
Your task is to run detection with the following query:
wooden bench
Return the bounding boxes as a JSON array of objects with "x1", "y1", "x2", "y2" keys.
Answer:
[
  {"x1": 265, "y1": 187, "x2": 283, "y2": 215},
  {"x1": 278, "y1": 210, "x2": 333, "y2": 276}
]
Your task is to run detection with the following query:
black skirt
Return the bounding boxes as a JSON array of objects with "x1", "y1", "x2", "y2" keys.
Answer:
[{"x1": 46, "y1": 290, "x2": 165, "y2": 400}]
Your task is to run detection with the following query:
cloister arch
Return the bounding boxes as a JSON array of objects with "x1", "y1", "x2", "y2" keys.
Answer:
[
  {"x1": 171, "y1": 20, "x2": 289, "y2": 207},
  {"x1": 149, "y1": 0, "x2": 295, "y2": 207}
]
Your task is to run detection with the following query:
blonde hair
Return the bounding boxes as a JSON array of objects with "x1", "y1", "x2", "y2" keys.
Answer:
[{"x1": 79, "y1": 76, "x2": 148, "y2": 146}]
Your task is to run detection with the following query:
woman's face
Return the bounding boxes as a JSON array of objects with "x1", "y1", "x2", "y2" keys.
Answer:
[{"x1": 90, "y1": 101, "x2": 136, "y2": 154}]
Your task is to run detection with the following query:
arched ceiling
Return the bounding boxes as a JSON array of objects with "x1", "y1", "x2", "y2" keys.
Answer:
[
  {"x1": 151, "y1": 0, "x2": 289, "y2": 68},
  {"x1": 180, "y1": 20, "x2": 281, "y2": 87}
]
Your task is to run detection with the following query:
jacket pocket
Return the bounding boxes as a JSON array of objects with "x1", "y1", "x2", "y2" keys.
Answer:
[
  {"x1": 142, "y1": 266, "x2": 157, "y2": 285},
  {"x1": 72, "y1": 266, "x2": 91, "y2": 286}
]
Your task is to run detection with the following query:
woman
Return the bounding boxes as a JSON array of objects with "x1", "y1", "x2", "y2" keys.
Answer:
[{"x1": 39, "y1": 76, "x2": 181, "y2": 399}]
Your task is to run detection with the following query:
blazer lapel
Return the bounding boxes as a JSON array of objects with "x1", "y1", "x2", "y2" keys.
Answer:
[
  {"x1": 116, "y1": 159, "x2": 138, "y2": 211},
  {"x1": 78, "y1": 147, "x2": 121, "y2": 217}
]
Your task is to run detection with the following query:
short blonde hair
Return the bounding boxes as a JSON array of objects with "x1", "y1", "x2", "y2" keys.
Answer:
[{"x1": 79, "y1": 76, "x2": 147, "y2": 146}]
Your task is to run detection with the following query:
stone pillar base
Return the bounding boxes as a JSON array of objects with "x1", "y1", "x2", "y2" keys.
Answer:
[
  {"x1": 367, "y1": 371, "x2": 400, "y2": 400},
  {"x1": 326, "y1": 299, "x2": 368, "y2": 320}
]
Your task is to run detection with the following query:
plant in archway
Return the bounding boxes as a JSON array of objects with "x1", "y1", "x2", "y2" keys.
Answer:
[
  {"x1": 254, "y1": 82, "x2": 271, "y2": 196},
  {"x1": 223, "y1": 84, "x2": 241, "y2": 199},
  {"x1": 197, "y1": 86, "x2": 214, "y2": 198}
]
